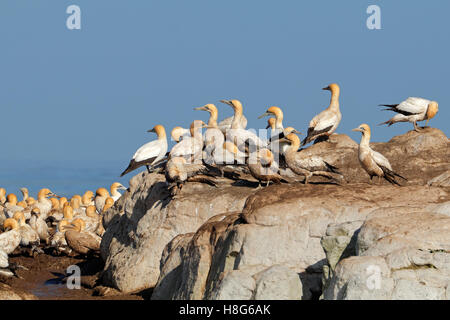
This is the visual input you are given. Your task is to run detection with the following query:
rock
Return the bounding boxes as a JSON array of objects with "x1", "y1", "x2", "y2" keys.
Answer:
[
  {"x1": 0, "y1": 283, "x2": 37, "y2": 300},
  {"x1": 99, "y1": 129, "x2": 449, "y2": 297},
  {"x1": 323, "y1": 209, "x2": 450, "y2": 300},
  {"x1": 252, "y1": 265, "x2": 303, "y2": 300},
  {"x1": 428, "y1": 171, "x2": 450, "y2": 187},
  {"x1": 100, "y1": 171, "x2": 254, "y2": 293}
]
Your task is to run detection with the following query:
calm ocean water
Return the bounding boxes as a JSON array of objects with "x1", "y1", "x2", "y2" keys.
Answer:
[{"x1": 0, "y1": 159, "x2": 132, "y2": 198}]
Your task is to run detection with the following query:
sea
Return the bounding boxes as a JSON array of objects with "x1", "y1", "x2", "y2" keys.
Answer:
[{"x1": 0, "y1": 159, "x2": 132, "y2": 199}]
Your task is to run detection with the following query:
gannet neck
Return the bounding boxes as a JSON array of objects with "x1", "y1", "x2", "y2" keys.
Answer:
[
  {"x1": 7, "y1": 194, "x2": 17, "y2": 206},
  {"x1": 285, "y1": 133, "x2": 301, "y2": 153},
  {"x1": 207, "y1": 105, "x2": 219, "y2": 128},
  {"x1": 190, "y1": 120, "x2": 205, "y2": 140},
  {"x1": 20, "y1": 188, "x2": 29, "y2": 201},
  {"x1": 4, "y1": 218, "x2": 19, "y2": 231},
  {"x1": 154, "y1": 125, "x2": 167, "y2": 140},
  {"x1": 328, "y1": 83, "x2": 340, "y2": 110}
]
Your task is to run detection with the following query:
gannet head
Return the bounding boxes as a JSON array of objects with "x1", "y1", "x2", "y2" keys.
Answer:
[
  {"x1": 70, "y1": 195, "x2": 81, "y2": 209},
  {"x1": 50, "y1": 197, "x2": 60, "y2": 210},
  {"x1": 0, "y1": 188, "x2": 6, "y2": 198},
  {"x1": 3, "y1": 218, "x2": 19, "y2": 231},
  {"x1": 323, "y1": 83, "x2": 340, "y2": 96},
  {"x1": 426, "y1": 101, "x2": 439, "y2": 125},
  {"x1": 280, "y1": 133, "x2": 301, "y2": 148},
  {"x1": 38, "y1": 188, "x2": 57, "y2": 200},
  {"x1": 20, "y1": 187, "x2": 29, "y2": 197},
  {"x1": 31, "y1": 207, "x2": 41, "y2": 217},
  {"x1": 190, "y1": 120, "x2": 206, "y2": 137},
  {"x1": 111, "y1": 182, "x2": 126, "y2": 192},
  {"x1": 266, "y1": 118, "x2": 276, "y2": 130},
  {"x1": 194, "y1": 103, "x2": 218, "y2": 114},
  {"x1": 26, "y1": 197, "x2": 36, "y2": 206},
  {"x1": 17, "y1": 201, "x2": 27, "y2": 209},
  {"x1": 258, "y1": 106, "x2": 283, "y2": 120},
  {"x1": 86, "y1": 205, "x2": 98, "y2": 218},
  {"x1": 59, "y1": 197, "x2": 68, "y2": 208},
  {"x1": 57, "y1": 220, "x2": 72, "y2": 232},
  {"x1": 171, "y1": 126, "x2": 189, "y2": 142},
  {"x1": 82, "y1": 191, "x2": 94, "y2": 205},
  {"x1": 63, "y1": 205, "x2": 74, "y2": 220},
  {"x1": 220, "y1": 99, "x2": 243, "y2": 112},
  {"x1": 147, "y1": 124, "x2": 167, "y2": 139},
  {"x1": 103, "y1": 197, "x2": 115, "y2": 213},
  {"x1": 6, "y1": 194, "x2": 18, "y2": 205},
  {"x1": 13, "y1": 211, "x2": 26, "y2": 225},
  {"x1": 352, "y1": 123, "x2": 371, "y2": 136},
  {"x1": 95, "y1": 187, "x2": 110, "y2": 198},
  {"x1": 284, "y1": 127, "x2": 302, "y2": 135}
]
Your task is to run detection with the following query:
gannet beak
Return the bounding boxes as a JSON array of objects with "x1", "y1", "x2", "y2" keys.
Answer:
[
  {"x1": 293, "y1": 130, "x2": 303, "y2": 135},
  {"x1": 257, "y1": 112, "x2": 271, "y2": 119},
  {"x1": 352, "y1": 128, "x2": 363, "y2": 132},
  {"x1": 194, "y1": 106, "x2": 207, "y2": 111},
  {"x1": 220, "y1": 100, "x2": 232, "y2": 106},
  {"x1": 147, "y1": 128, "x2": 156, "y2": 133},
  {"x1": 322, "y1": 86, "x2": 331, "y2": 91}
]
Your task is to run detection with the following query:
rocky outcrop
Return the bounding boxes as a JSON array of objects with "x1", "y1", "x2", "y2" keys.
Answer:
[
  {"x1": 322, "y1": 206, "x2": 450, "y2": 299},
  {"x1": 0, "y1": 283, "x2": 37, "y2": 300},
  {"x1": 100, "y1": 128, "x2": 449, "y2": 297}
]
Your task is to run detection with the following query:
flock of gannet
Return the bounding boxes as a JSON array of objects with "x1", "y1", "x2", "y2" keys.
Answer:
[
  {"x1": 0, "y1": 182, "x2": 127, "y2": 276},
  {"x1": 120, "y1": 82, "x2": 440, "y2": 191},
  {"x1": 0, "y1": 82, "x2": 441, "y2": 278}
]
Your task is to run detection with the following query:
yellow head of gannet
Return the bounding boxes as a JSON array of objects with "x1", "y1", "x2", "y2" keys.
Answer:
[
  {"x1": 266, "y1": 118, "x2": 276, "y2": 130},
  {"x1": 0, "y1": 188, "x2": 6, "y2": 204},
  {"x1": 57, "y1": 220, "x2": 72, "y2": 232},
  {"x1": 31, "y1": 207, "x2": 41, "y2": 217},
  {"x1": 322, "y1": 83, "x2": 341, "y2": 99},
  {"x1": 171, "y1": 126, "x2": 188, "y2": 143},
  {"x1": 17, "y1": 201, "x2": 27, "y2": 209},
  {"x1": 70, "y1": 195, "x2": 81, "y2": 209},
  {"x1": 284, "y1": 127, "x2": 302, "y2": 135},
  {"x1": 59, "y1": 197, "x2": 68, "y2": 208},
  {"x1": 110, "y1": 182, "x2": 126, "y2": 194},
  {"x1": 426, "y1": 101, "x2": 439, "y2": 126},
  {"x1": 6, "y1": 194, "x2": 18, "y2": 206},
  {"x1": 63, "y1": 205, "x2": 74, "y2": 220},
  {"x1": 3, "y1": 218, "x2": 19, "y2": 231},
  {"x1": 26, "y1": 197, "x2": 36, "y2": 206},
  {"x1": 194, "y1": 104, "x2": 219, "y2": 127},
  {"x1": 95, "y1": 187, "x2": 110, "y2": 198},
  {"x1": 86, "y1": 205, "x2": 98, "y2": 218},
  {"x1": 102, "y1": 197, "x2": 115, "y2": 213},
  {"x1": 281, "y1": 133, "x2": 302, "y2": 150},
  {"x1": 258, "y1": 106, "x2": 284, "y2": 124},
  {"x1": 13, "y1": 211, "x2": 26, "y2": 225},
  {"x1": 220, "y1": 99, "x2": 244, "y2": 128},
  {"x1": 71, "y1": 218, "x2": 86, "y2": 232},
  {"x1": 82, "y1": 191, "x2": 94, "y2": 206},
  {"x1": 37, "y1": 188, "x2": 56, "y2": 200},
  {"x1": 147, "y1": 124, "x2": 167, "y2": 139},
  {"x1": 50, "y1": 197, "x2": 60, "y2": 210},
  {"x1": 189, "y1": 120, "x2": 206, "y2": 138},
  {"x1": 352, "y1": 123, "x2": 371, "y2": 137}
]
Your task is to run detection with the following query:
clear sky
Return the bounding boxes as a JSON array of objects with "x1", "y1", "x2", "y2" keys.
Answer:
[{"x1": 0, "y1": 1, "x2": 448, "y2": 196}]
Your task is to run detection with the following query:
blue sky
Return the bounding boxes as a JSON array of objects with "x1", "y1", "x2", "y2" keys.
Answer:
[{"x1": 0, "y1": 1, "x2": 448, "y2": 195}]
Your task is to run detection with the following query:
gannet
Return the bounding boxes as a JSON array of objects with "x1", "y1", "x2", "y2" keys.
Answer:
[
  {"x1": 211, "y1": 100, "x2": 248, "y2": 133},
  {"x1": 244, "y1": 142, "x2": 285, "y2": 187},
  {"x1": 121, "y1": 124, "x2": 168, "y2": 176},
  {"x1": 29, "y1": 208, "x2": 50, "y2": 245},
  {"x1": 81, "y1": 191, "x2": 94, "y2": 207},
  {"x1": 165, "y1": 156, "x2": 219, "y2": 195},
  {"x1": 194, "y1": 104, "x2": 226, "y2": 158},
  {"x1": 220, "y1": 99, "x2": 266, "y2": 152},
  {"x1": 69, "y1": 195, "x2": 85, "y2": 216},
  {"x1": 94, "y1": 188, "x2": 110, "y2": 214},
  {"x1": 59, "y1": 197, "x2": 68, "y2": 209},
  {"x1": 76, "y1": 205, "x2": 100, "y2": 232},
  {"x1": 0, "y1": 218, "x2": 22, "y2": 276},
  {"x1": 352, "y1": 124, "x2": 407, "y2": 185},
  {"x1": 110, "y1": 182, "x2": 127, "y2": 202},
  {"x1": 13, "y1": 211, "x2": 40, "y2": 253},
  {"x1": 4, "y1": 194, "x2": 24, "y2": 218},
  {"x1": 281, "y1": 133, "x2": 344, "y2": 184},
  {"x1": 169, "y1": 120, "x2": 205, "y2": 164},
  {"x1": 102, "y1": 198, "x2": 115, "y2": 214},
  {"x1": 65, "y1": 218, "x2": 101, "y2": 255},
  {"x1": 49, "y1": 220, "x2": 73, "y2": 255},
  {"x1": 33, "y1": 188, "x2": 57, "y2": 218},
  {"x1": 0, "y1": 188, "x2": 6, "y2": 205},
  {"x1": 20, "y1": 187, "x2": 34, "y2": 204},
  {"x1": 378, "y1": 98, "x2": 439, "y2": 132},
  {"x1": 302, "y1": 83, "x2": 342, "y2": 146},
  {"x1": 171, "y1": 126, "x2": 191, "y2": 143},
  {"x1": 258, "y1": 106, "x2": 284, "y2": 131}
]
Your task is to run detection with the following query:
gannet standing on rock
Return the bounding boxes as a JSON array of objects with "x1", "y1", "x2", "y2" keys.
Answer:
[
  {"x1": 0, "y1": 218, "x2": 23, "y2": 277},
  {"x1": 194, "y1": 104, "x2": 226, "y2": 157},
  {"x1": 352, "y1": 124, "x2": 407, "y2": 185},
  {"x1": 378, "y1": 97, "x2": 439, "y2": 132},
  {"x1": 169, "y1": 120, "x2": 205, "y2": 163},
  {"x1": 33, "y1": 188, "x2": 57, "y2": 219},
  {"x1": 302, "y1": 83, "x2": 342, "y2": 146},
  {"x1": 221, "y1": 99, "x2": 266, "y2": 152},
  {"x1": 281, "y1": 133, "x2": 344, "y2": 184},
  {"x1": 121, "y1": 124, "x2": 168, "y2": 176}
]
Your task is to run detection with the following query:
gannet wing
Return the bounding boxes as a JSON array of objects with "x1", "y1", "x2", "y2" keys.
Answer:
[
  {"x1": 370, "y1": 150, "x2": 392, "y2": 171},
  {"x1": 382, "y1": 97, "x2": 429, "y2": 116},
  {"x1": 133, "y1": 140, "x2": 162, "y2": 162}
]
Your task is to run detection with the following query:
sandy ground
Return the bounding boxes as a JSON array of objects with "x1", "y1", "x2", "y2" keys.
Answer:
[{"x1": 0, "y1": 247, "x2": 149, "y2": 300}]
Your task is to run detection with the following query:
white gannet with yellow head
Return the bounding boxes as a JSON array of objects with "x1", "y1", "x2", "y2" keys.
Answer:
[
  {"x1": 281, "y1": 133, "x2": 344, "y2": 184},
  {"x1": 64, "y1": 218, "x2": 102, "y2": 255},
  {"x1": 4, "y1": 194, "x2": 24, "y2": 218},
  {"x1": 33, "y1": 188, "x2": 57, "y2": 218},
  {"x1": 352, "y1": 124, "x2": 407, "y2": 185},
  {"x1": 220, "y1": 99, "x2": 267, "y2": 152},
  {"x1": 169, "y1": 120, "x2": 206, "y2": 163},
  {"x1": 302, "y1": 83, "x2": 342, "y2": 146},
  {"x1": 94, "y1": 188, "x2": 110, "y2": 214},
  {"x1": 121, "y1": 124, "x2": 168, "y2": 176},
  {"x1": 110, "y1": 182, "x2": 127, "y2": 202},
  {"x1": 378, "y1": 98, "x2": 439, "y2": 132}
]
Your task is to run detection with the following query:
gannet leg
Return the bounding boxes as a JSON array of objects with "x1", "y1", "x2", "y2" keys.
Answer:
[
  {"x1": 266, "y1": 180, "x2": 270, "y2": 187},
  {"x1": 413, "y1": 121, "x2": 421, "y2": 132},
  {"x1": 146, "y1": 165, "x2": 151, "y2": 173}
]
